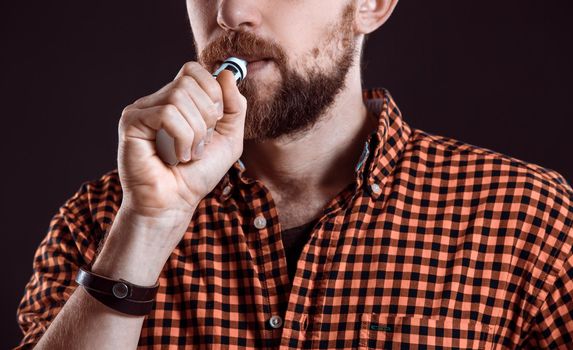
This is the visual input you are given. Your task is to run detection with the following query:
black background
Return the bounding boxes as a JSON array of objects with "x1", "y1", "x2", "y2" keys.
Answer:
[{"x1": 2, "y1": 1, "x2": 572, "y2": 347}]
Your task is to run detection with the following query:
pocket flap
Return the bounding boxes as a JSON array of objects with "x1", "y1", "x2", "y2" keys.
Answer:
[{"x1": 359, "y1": 313, "x2": 493, "y2": 349}]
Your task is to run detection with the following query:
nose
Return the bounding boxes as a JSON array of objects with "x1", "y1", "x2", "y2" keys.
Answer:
[{"x1": 217, "y1": 0, "x2": 262, "y2": 31}]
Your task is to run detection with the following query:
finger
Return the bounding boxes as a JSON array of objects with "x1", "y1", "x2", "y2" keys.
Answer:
[
  {"x1": 161, "y1": 85, "x2": 208, "y2": 160},
  {"x1": 133, "y1": 105, "x2": 196, "y2": 163},
  {"x1": 127, "y1": 82, "x2": 211, "y2": 157},
  {"x1": 215, "y1": 69, "x2": 247, "y2": 128},
  {"x1": 175, "y1": 61, "x2": 224, "y2": 109},
  {"x1": 132, "y1": 71, "x2": 223, "y2": 132},
  {"x1": 171, "y1": 75, "x2": 222, "y2": 127},
  {"x1": 131, "y1": 81, "x2": 180, "y2": 110}
]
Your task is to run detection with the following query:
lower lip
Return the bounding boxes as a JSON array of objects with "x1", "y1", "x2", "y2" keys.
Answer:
[{"x1": 248, "y1": 59, "x2": 271, "y2": 74}]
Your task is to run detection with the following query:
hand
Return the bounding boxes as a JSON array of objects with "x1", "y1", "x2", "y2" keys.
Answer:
[{"x1": 117, "y1": 62, "x2": 247, "y2": 219}]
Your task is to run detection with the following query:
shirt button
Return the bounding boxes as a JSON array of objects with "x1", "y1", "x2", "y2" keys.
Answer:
[
  {"x1": 254, "y1": 215, "x2": 267, "y2": 229},
  {"x1": 370, "y1": 183, "x2": 382, "y2": 194},
  {"x1": 268, "y1": 315, "x2": 283, "y2": 329},
  {"x1": 222, "y1": 185, "x2": 232, "y2": 196}
]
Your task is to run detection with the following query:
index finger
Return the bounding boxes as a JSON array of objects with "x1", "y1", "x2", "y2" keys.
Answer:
[{"x1": 174, "y1": 62, "x2": 223, "y2": 107}]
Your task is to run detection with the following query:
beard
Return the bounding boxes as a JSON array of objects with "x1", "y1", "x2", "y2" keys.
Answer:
[{"x1": 198, "y1": 2, "x2": 358, "y2": 143}]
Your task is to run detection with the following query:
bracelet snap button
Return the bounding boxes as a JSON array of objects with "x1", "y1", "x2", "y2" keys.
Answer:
[{"x1": 112, "y1": 282, "x2": 130, "y2": 299}]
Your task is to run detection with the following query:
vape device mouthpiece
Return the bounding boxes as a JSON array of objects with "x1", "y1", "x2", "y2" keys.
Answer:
[{"x1": 213, "y1": 57, "x2": 248, "y2": 83}]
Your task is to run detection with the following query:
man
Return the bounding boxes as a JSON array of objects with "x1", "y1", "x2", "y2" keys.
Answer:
[{"x1": 15, "y1": 0, "x2": 573, "y2": 349}]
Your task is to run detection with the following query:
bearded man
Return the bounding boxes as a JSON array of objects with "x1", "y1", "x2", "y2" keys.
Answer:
[{"x1": 15, "y1": 0, "x2": 573, "y2": 349}]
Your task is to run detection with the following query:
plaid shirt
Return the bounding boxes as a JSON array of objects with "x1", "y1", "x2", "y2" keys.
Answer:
[{"x1": 15, "y1": 88, "x2": 573, "y2": 349}]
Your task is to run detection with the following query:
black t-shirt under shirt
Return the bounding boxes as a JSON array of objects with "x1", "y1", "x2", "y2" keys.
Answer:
[{"x1": 281, "y1": 219, "x2": 319, "y2": 283}]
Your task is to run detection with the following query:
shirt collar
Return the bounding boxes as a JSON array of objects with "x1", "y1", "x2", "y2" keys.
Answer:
[
  {"x1": 356, "y1": 88, "x2": 412, "y2": 198},
  {"x1": 216, "y1": 88, "x2": 412, "y2": 200}
]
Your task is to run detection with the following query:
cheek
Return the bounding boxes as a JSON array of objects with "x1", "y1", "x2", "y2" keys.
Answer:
[
  {"x1": 186, "y1": 5, "x2": 218, "y2": 49},
  {"x1": 287, "y1": 27, "x2": 345, "y2": 72},
  {"x1": 276, "y1": 28, "x2": 322, "y2": 71},
  {"x1": 264, "y1": 7, "x2": 328, "y2": 56},
  {"x1": 271, "y1": 11, "x2": 344, "y2": 66}
]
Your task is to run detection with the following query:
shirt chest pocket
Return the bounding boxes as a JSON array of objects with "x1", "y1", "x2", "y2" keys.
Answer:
[{"x1": 359, "y1": 313, "x2": 493, "y2": 350}]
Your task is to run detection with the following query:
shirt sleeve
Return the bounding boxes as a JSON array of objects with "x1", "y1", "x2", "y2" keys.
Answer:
[
  {"x1": 525, "y1": 235, "x2": 573, "y2": 348},
  {"x1": 13, "y1": 172, "x2": 119, "y2": 349}
]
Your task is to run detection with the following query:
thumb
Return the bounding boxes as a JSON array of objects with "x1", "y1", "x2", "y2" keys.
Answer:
[{"x1": 216, "y1": 70, "x2": 247, "y2": 125}]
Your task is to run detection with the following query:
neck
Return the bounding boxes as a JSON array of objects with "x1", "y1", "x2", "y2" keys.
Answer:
[{"x1": 241, "y1": 66, "x2": 378, "y2": 198}]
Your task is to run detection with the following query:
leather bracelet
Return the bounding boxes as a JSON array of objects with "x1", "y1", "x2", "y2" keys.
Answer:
[
  {"x1": 75, "y1": 266, "x2": 160, "y2": 316},
  {"x1": 83, "y1": 288, "x2": 155, "y2": 316}
]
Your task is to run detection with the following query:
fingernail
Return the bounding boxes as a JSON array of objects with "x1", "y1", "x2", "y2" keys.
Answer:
[
  {"x1": 182, "y1": 148, "x2": 192, "y2": 162},
  {"x1": 206, "y1": 128, "x2": 214, "y2": 144},
  {"x1": 194, "y1": 140, "x2": 205, "y2": 159}
]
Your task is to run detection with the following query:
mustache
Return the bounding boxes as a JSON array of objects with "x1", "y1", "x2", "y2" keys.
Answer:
[{"x1": 198, "y1": 31, "x2": 287, "y2": 71}]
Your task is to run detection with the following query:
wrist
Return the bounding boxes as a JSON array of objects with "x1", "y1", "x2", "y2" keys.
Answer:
[
  {"x1": 115, "y1": 204, "x2": 194, "y2": 243},
  {"x1": 120, "y1": 194, "x2": 199, "y2": 221},
  {"x1": 91, "y1": 206, "x2": 193, "y2": 285}
]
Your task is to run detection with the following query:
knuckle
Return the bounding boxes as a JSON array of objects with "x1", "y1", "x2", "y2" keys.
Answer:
[
  {"x1": 206, "y1": 103, "x2": 220, "y2": 120},
  {"x1": 174, "y1": 75, "x2": 195, "y2": 89},
  {"x1": 194, "y1": 122, "x2": 208, "y2": 141},
  {"x1": 121, "y1": 104, "x2": 134, "y2": 117},
  {"x1": 133, "y1": 95, "x2": 148, "y2": 106},
  {"x1": 183, "y1": 129, "x2": 195, "y2": 146},
  {"x1": 204, "y1": 84, "x2": 222, "y2": 101},
  {"x1": 160, "y1": 104, "x2": 178, "y2": 118},
  {"x1": 167, "y1": 88, "x2": 186, "y2": 104},
  {"x1": 181, "y1": 61, "x2": 202, "y2": 75},
  {"x1": 180, "y1": 74, "x2": 195, "y2": 82}
]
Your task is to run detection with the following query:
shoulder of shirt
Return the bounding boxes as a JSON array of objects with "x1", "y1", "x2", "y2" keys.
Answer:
[
  {"x1": 62, "y1": 168, "x2": 122, "y2": 231},
  {"x1": 406, "y1": 127, "x2": 573, "y2": 200},
  {"x1": 71, "y1": 168, "x2": 122, "y2": 203},
  {"x1": 405, "y1": 127, "x2": 573, "y2": 309},
  {"x1": 405, "y1": 126, "x2": 573, "y2": 259},
  {"x1": 41, "y1": 169, "x2": 123, "y2": 265}
]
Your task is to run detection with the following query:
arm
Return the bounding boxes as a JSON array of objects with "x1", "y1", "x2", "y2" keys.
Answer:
[
  {"x1": 31, "y1": 207, "x2": 192, "y2": 350},
  {"x1": 16, "y1": 62, "x2": 245, "y2": 349}
]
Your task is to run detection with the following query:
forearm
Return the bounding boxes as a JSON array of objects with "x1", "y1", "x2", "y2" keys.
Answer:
[
  {"x1": 33, "y1": 286, "x2": 146, "y2": 350},
  {"x1": 34, "y1": 206, "x2": 193, "y2": 350}
]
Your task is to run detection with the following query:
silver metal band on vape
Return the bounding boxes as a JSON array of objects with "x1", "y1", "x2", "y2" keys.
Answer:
[{"x1": 212, "y1": 57, "x2": 248, "y2": 83}]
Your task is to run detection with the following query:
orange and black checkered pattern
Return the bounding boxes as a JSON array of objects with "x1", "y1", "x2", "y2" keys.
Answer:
[{"x1": 15, "y1": 89, "x2": 573, "y2": 349}]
